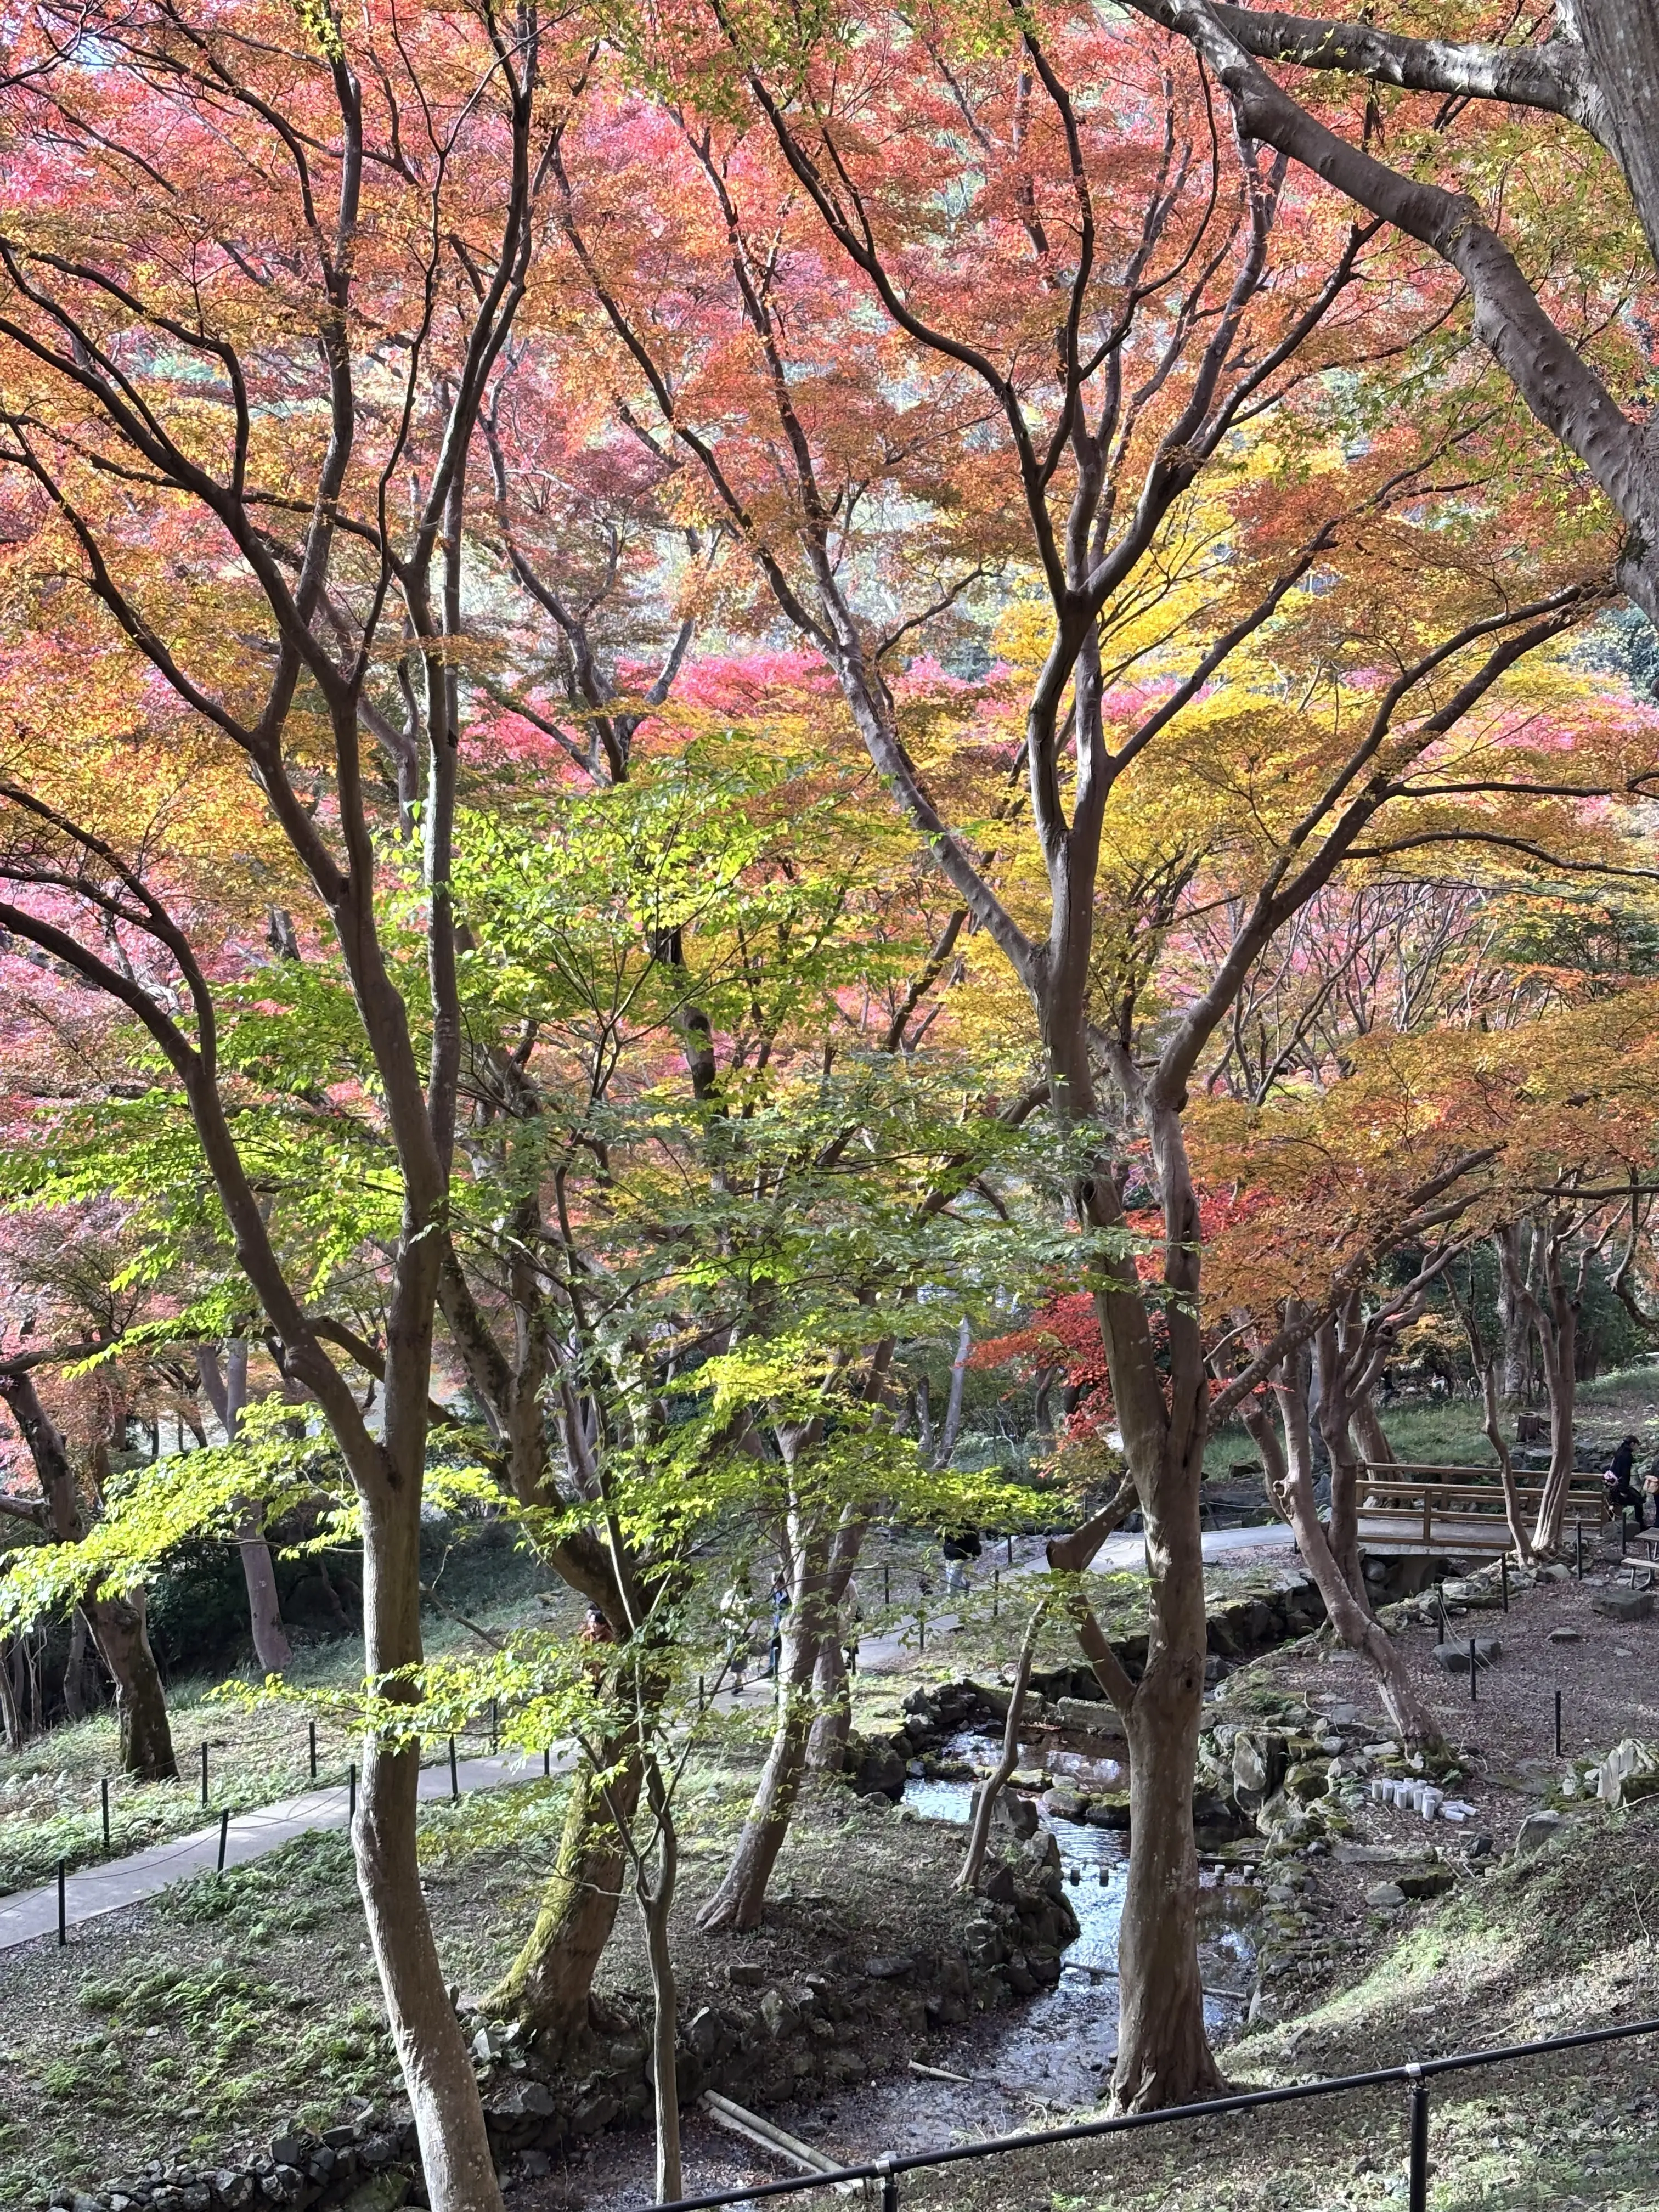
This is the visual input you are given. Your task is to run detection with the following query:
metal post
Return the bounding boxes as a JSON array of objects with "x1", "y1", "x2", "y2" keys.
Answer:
[
  {"x1": 1006, "y1": 1533, "x2": 1013, "y2": 1565},
  {"x1": 449, "y1": 1735, "x2": 459, "y2": 1802},
  {"x1": 1438, "y1": 1588, "x2": 1448, "y2": 1645},
  {"x1": 1407, "y1": 2068, "x2": 1429, "y2": 2212},
  {"x1": 993, "y1": 1570, "x2": 999, "y2": 1621},
  {"x1": 217, "y1": 1808, "x2": 229, "y2": 1875},
  {"x1": 1500, "y1": 1555, "x2": 1509, "y2": 1613},
  {"x1": 309, "y1": 1719, "x2": 318, "y2": 1780},
  {"x1": 1469, "y1": 1635, "x2": 1477, "y2": 1703},
  {"x1": 57, "y1": 1857, "x2": 66, "y2": 1948},
  {"x1": 200, "y1": 1740, "x2": 208, "y2": 1808},
  {"x1": 1555, "y1": 1687, "x2": 1563, "y2": 1758},
  {"x1": 918, "y1": 1606, "x2": 926, "y2": 1654},
  {"x1": 543, "y1": 1747, "x2": 551, "y2": 1779},
  {"x1": 883, "y1": 1563, "x2": 890, "y2": 1609},
  {"x1": 877, "y1": 2154, "x2": 899, "y2": 2212},
  {"x1": 348, "y1": 1762, "x2": 357, "y2": 1822},
  {"x1": 101, "y1": 1776, "x2": 110, "y2": 1851},
  {"x1": 698, "y1": 1674, "x2": 705, "y2": 1712}
]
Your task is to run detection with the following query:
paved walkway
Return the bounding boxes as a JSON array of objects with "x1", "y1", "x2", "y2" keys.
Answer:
[
  {"x1": 1, "y1": 1524, "x2": 1300, "y2": 1953},
  {"x1": 0, "y1": 1748, "x2": 569, "y2": 1953}
]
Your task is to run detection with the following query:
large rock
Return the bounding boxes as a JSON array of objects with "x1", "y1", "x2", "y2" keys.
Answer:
[
  {"x1": 1365, "y1": 1880, "x2": 1407, "y2": 1909},
  {"x1": 1513, "y1": 1809, "x2": 1567, "y2": 1861},
  {"x1": 1054, "y1": 1696, "x2": 1127, "y2": 1739},
  {"x1": 1432, "y1": 1639, "x2": 1502, "y2": 1673},
  {"x1": 1592, "y1": 1588, "x2": 1655, "y2": 1622}
]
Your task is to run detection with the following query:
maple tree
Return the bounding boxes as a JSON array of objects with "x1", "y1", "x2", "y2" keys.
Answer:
[{"x1": 541, "y1": 0, "x2": 1653, "y2": 2106}]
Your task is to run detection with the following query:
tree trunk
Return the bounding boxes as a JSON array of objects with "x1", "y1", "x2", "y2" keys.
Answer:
[
  {"x1": 805, "y1": 1632, "x2": 850, "y2": 1773},
  {"x1": 86, "y1": 1592, "x2": 178, "y2": 1780},
  {"x1": 1113, "y1": 1421, "x2": 1223, "y2": 2112},
  {"x1": 0, "y1": 1637, "x2": 21, "y2": 1750},
  {"x1": 488, "y1": 1745, "x2": 639, "y2": 2040},
  {"x1": 958, "y1": 1602, "x2": 1043, "y2": 1891},
  {"x1": 1496, "y1": 1223, "x2": 1532, "y2": 1400},
  {"x1": 1347, "y1": 1391, "x2": 1394, "y2": 1470},
  {"x1": 1242, "y1": 1351, "x2": 1442, "y2": 1751},
  {"x1": 198, "y1": 1342, "x2": 292, "y2": 1674},
  {"x1": 638, "y1": 1757, "x2": 682, "y2": 2205},
  {"x1": 62, "y1": 1606, "x2": 90, "y2": 1723},
  {"x1": 237, "y1": 1508, "x2": 292, "y2": 1675},
  {"x1": 354, "y1": 1482, "x2": 504, "y2": 2212},
  {"x1": 697, "y1": 1609, "x2": 819, "y2": 1932}
]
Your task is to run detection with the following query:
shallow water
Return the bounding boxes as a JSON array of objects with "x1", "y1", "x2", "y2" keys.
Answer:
[{"x1": 892, "y1": 1733, "x2": 1256, "y2": 2111}]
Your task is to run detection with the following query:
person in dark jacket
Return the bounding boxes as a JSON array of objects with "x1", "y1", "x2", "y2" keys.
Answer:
[
  {"x1": 941, "y1": 1525, "x2": 982, "y2": 1598},
  {"x1": 1606, "y1": 1435, "x2": 1644, "y2": 1528}
]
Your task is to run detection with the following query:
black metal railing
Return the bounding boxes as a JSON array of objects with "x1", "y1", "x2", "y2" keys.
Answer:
[{"x1": 664, "y1": 2015, "x2": 1659, "y2": 2212}]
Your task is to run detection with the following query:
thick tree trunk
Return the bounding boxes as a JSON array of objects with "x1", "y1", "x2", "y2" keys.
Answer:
[
  {"x1": 0, "y1": 1637, "x2": 22, "y2": 1750},
  {"x1": 1496, "y1": 1228, "x2": 1533, "y2": 1401},
  {"x1": 1112, "y1": 1425, "x2": 1223, "y2": 2112},
  {"x1": 1347, "y1": 1392, "x2": 1394, "y2": 1470},
  {"x1": 86, "y1": 1593, "x2": 178, "y2": 1781},
  {"x1": 489, "y1": 1746, "x2": 639, "y2": 2039},
  {"x1": 355, "y1": 1483, "x2": 503, "y2": 2212}
]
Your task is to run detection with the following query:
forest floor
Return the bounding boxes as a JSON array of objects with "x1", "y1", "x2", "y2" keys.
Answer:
[{"x1": 4, "y1": 1365, "x2": 1659, "y2": 2208}]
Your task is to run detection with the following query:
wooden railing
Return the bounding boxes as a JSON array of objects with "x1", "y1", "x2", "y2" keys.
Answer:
[{"x1": 1356, "y1": 1462, "x2": 1606, "y2": 1549}]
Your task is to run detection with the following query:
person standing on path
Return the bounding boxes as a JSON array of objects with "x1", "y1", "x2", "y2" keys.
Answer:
[
  {"x1": 765, "y1": 1570, "x2": 789, "y2": 1683},
  {"x1": 1606, "y1": 1436, "x2": 1644, "y2": 1529},
  {"x1": 941, "y1": 1525, "x2": 981, "y2": 1599}
]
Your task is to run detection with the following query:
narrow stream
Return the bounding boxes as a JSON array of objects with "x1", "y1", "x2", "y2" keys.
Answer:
[{"x1": 898, "y1": 1731, "x2": 1256, "y2": 2108}]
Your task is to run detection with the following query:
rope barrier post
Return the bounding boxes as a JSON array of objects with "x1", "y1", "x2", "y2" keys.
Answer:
[
  {"x1": 348, "y1": 1762, "x2": 357, "y2": 1824},
  {"x1": 449, "y1": 1734, "x2": 459, "y2": 1802},
  {"x1": 309, "y1": 1719, "x2": 318, "y2": 1781},
  {"x1": 543, "y1": 1746, "x2": 551, "y2": 1779},
  {"x1": 1555, "y1": 1686, "x2": 1563, "y2": 1758},
  {"x1": 1469, "y1": 1635, "x2": 1477, "y2": 1703},
  {"x1": 101, "y1": 1775, "x2": 110, "y2": 1852},
  {"x1": 994, "y1": 1570, "x2": 999, "y2": 1621},
  {"x1": 1406, "y1": 2064, "x2": 1429, "y2": 2212},
  {"x1": 918, "y1": 1605, "x2": 926, "y2": 1655},
  {"x1": 876, "y1": 2153, "x2": 899, "y2": 2212},
  {"x1": 200, "y1": 1739, "x2": 208, "y2": 1809},
  {"x1": 1500, "y1": 1554, "x2": 1509, "y2": 1613},
  {"x1": 217, "y1": 1808, "x2": 229, "y2": 1876},
  {"x1": 883, "y1": 1562, "x2": 890, "y2": 1609},
  {"x1": 1438, "y1": 1586, "x2": 1448, "y2": 1645},
  {"x1": 1006, "y1": 1533, "x2": 1013, "y2": 1565},
  {"x1": 698, "y1": 1674, "x2": 705, "y2": 1713},
  {"x1": 57, "y1": 1857, "x2": 66, "y2": 1948}
]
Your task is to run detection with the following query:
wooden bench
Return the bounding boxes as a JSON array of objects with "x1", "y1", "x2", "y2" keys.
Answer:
[{"x1": 1355, "y1": 1463, "x2": 1607, "y2": 1555}]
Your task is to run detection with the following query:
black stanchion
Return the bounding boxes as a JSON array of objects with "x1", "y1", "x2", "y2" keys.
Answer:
[
  {"x1": 348, "y1": 1762, "x2": 357, "y2": 1821},
  {"x1": 57, "y1": 1857, "x2": 66, "y2": 1948},
  {"x1": 918, "y1": 1606, "x2": 926, "y2": 1654},
  {"x1": 101, "y1": 1776, "x2": 110, "y2": 1852},
  {"x1": 217, "y1": 1808, "x2": 229, "y2": 1875},
  {"x1": 309, "y1": 1719, "x2": 318, "y2": 1781},
  {"x1": 1407, "y1": 2070, "x2": 1430, "y2": 2212},
  {"x1": 698, "y1": 1674, "x2": 705, "y2": 1712},
  {"x1": 883, "y1": 1564, "x2": 890, "y2": 1609},
  {"x1": 1005, "y1": 1534, "x2": 1013, "y2": 1566},
  {"x1": 200, "y1": 1739, "x2": 209, "y2": 1808},
  {"x1": 993, "y1": 1571, "x2": 999, "y2": 1621},
  {"x1": 543, "y1": 1747, "x2": 551, "y2": 1778},
  {"x1": 1500, "y1": 1555, "x2": 1509, "y2": 1613},
  {"x1": 1576, "y1": 1521, "x2": 1584, "y2": 1578},
  {"x1": 449, "y1": 1735, "x2": 459, "y2": 1802},
  {"x1": 1469, "y1": 1636, "x2": 1477, "y2": 1702},
  {"x1": 1555, "y1": 1687, "x2": 1564, "y2": 1758}
]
